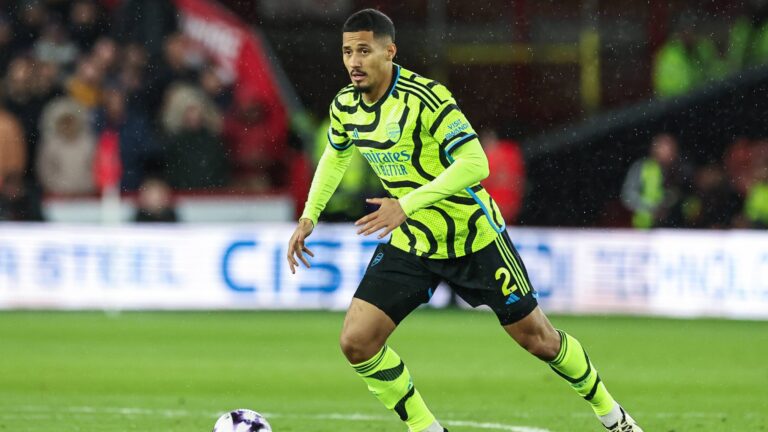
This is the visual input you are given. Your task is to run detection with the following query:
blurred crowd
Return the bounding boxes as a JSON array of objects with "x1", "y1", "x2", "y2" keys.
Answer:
[
  {"x1": 654, "y1": 1, "x2": 768, "y2": 97},
  {"x1": 0, "y1": 0, "x2": 291, "y2": 222},
  {"x1": 2, "y1": 0, "x2": 766, "y2": 229},
  {"x1": 622, "y1": 134, "x2": 768, "y2": 230}
]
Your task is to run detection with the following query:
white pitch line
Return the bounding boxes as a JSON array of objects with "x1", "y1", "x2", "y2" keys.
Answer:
[
  {"x1": 443, "y1": 420, "x2": 551, "y2": 432},
  {"x1": 11, "y1": 405, "x2": 553, "y2": 432}
]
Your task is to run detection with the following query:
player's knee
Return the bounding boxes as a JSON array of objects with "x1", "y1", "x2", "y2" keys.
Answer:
[{"x1": 339, "y1": 330, "x2": 380, "y2": 364}]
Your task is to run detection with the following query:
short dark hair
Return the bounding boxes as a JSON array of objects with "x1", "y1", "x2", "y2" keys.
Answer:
[{"x1": 342, "y1": 8, "x2": 395, "y2": 42}]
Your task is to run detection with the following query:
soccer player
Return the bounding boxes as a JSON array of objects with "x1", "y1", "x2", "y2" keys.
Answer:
[{"x1": 287, "y1": 9, "x2": 643, "y2": 432}]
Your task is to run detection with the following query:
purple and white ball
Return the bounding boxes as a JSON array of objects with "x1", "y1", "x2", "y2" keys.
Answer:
[{"x1": 213, "y1": 409, "x2": 272, "y2": 432}]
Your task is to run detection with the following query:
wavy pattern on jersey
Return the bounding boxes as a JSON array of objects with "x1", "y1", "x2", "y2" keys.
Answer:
[
  {"x1": 395, "y1": 82, "x2": 438, "y2": 111},
  {"x1": 380, "y1": 178, "x2": 421, "y2": 189},
  {"x1": 329, "y1": 127, "x2": 347, "y2": 138},
  {"x1": 464, "y1": 208, "x2": 484, "y2": 256},
  {"x1": 429, "y1": 103, "x2": 460, "y2": 136},
  {"x1": 334, "y1": 94, "x2": 359, "y2": 114},
  {"x1": 354, "y1": 105, "x2": 410, "y2": 148},
  {"x1": 401, "y1": 72, "x2": 440, "y2": 89},
  {"x1": 399, "y1": 222, "x2": 418, "y2": 254},
  {"x1": 406, "y1": 218, "x2": 438, "y2": 257},
  {"x1": 437, "y1": 148, "x2": 451, "y2": 168},
  {"x1": 488, "y1": 195, "x2": 502, "y2": 227},
  {"x1": 410, "y1": 105, "x2": 436, "y2": 182},
  {"x1": 427, "y1": 205, "x2": 457, "y2": 258},
  {"x1": 337, "y1": 85, "x2": 355, "y2": 96},
  {"x1": 379, "y1": 178, "x2": 478, "y2": 206},
  {"x1": 338, "y1": 106, "x2": 380, "y2": 133},
  {"x1": 400, "y1": 74, "x2": 444, "y2": 108},
  {"x1": 330, "y1": 108, "x2": 344, "y2": 126}
]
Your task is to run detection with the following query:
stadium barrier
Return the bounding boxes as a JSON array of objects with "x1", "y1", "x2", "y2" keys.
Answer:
[{"x1": 1, "y1": 223, "x2": 767, "y2": 319}]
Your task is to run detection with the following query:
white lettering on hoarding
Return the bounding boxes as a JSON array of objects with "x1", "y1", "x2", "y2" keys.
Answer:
[{"x1": 1, "y1": 226, "x2": 768, "y2": 318}]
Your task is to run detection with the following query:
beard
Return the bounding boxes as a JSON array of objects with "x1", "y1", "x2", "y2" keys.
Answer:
[{"x1": 353, "y1": 82, "x2": 372, "y2": 93}]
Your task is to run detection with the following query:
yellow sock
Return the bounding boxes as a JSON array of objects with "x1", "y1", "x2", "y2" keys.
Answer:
[
  {"x1": 352, "y1": 345, "x2": 436, "y2": 431},
  {"x1": 549, "y1": 330, "x2": 617, "y2": 416}
]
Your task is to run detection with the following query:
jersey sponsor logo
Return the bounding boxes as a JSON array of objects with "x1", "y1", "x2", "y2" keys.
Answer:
[
  {"x1": 386, "y1": 122, "x2": 401, "y2": 142},
  {"x1": 361, "y1": 150, "x2": 411, "y2": 164},
  {"x1": 362, "y1": 150, "x2": 412, "y2": 177},
  {"x1": 444, "y1": 118, "x2": 470, "y2": 141}
]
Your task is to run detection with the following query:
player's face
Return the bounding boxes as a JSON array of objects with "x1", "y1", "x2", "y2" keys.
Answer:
[{"x1": 342, "y1": 31, "x2": 395, "y2": 94}]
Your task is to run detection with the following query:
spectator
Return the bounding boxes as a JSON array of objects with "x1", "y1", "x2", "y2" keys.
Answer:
[
  {"x1": 123, "y1": 42, "x2": 148, "y2": 72},
  {"x1": 67, "y1": 0, "x2": 107, "y2": 51},
  {"x1": 145, "y1": 33, "x2": 203, "y2": 119},
  {"x1": 133, "y1": 176, "x2": 178, "y2": 222},
  {"x1": 10, "y1": 0, "x2": 48, "y2": 54},
  {"x1": 0, "y1": 107, "x2": 26, "y2": 182},
  {"x1": 743, "y1": 151, "x2": 768, "y2": 228},
  {"x1": 621, "y1": 134, "x2": 689, "y2": 228},
  {"x1": 199, "y1": 65, "x2": 234, "y2": 111},
  {"x1": 3, "y1": 56, "x2": 52, "y2": 179},
  {"x1": 65, "y1": 56, "x2": 104, "y2": 109},
  {"x1": 31, "y1": 60, "x2": 62, "y2": 103},
  {"x1": 95, "y1": 86, "x2": 157, "y2": 191},
  {"x1": 480, "y1": 128, "x2": 526, "y2": 224},
  {"x1": 118, "y1": 43, "x2": 149, "y2": 109},
  {"x1": 43, "y1": 0, "x2": 73, "y2": 21},
  {"x1": 160, "y1": 84, "x2": 228, "y2": 190},
  {"x1": 113, "y1": 0, "x2": 177, "y2": 60},
  {"x1": 0, "y1": 14, "x2": 14, "y2": 73},
  {"x1": 91, "y1": 37, "x2": 119, "y2": 76},
  {"x1": 723, "y1": 138, "x2": 755, "y2": 196},
  {"x1": 33, "y1": 21, "x2": 79, "y2": 70},
  {"x1": 162, "y1": 84, "x2": 221, "y2": 135},
  {"x1": 726, "y1": 0, "x2": 768, "y2": 71},
  {"x1": 653, "y1": 12, "x2": 723, "y2": 98},
  {"x1": 725, "y1": 139, "x2": 768, "y2": 196},
  {"x1": 160, "y1": 33, "x2": 205, "y2": 82},
  {"x1": 223, "y1": 87, "x2": 288, "y2": 191},
  {"x1": 679, "y1": 165, "x2": 741, "y2": 229},
  {"x1": 0, "y1": 172, "x2": 44, "y2": 221},
  {"x1": 36, "y1": 97, "x2": 96, "y2": 195}
]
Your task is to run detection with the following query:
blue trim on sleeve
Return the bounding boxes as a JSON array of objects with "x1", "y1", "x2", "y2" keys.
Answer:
[
  {"x1": 444, "y1": 149, "x2": 505, "y2": 234},
  {"x1": 445, "y1": 133, "x2": 478, "y2": 154},
  {"x1": 327, "y1": 130, "x2": 352, "y2": 151}
]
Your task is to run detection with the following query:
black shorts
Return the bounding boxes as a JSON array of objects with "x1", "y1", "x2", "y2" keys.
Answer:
[{"x1": 354, "y1": 231, "x2": 538, "y2": 326}]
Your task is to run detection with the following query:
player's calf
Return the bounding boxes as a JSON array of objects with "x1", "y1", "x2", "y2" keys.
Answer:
[
  {"x1": 504, "y1": 308, "x2": 643, "y2": 430},
  {"x1": 503, "y1": 307, "x2": 561, "y2": 361}
]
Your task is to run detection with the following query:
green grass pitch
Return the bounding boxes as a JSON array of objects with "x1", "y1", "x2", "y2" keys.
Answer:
[{"x1": 0, "y1": 310, "x2": 766, "y2": 431}]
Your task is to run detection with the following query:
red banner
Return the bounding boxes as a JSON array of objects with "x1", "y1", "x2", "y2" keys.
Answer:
[{"x1": 173, "y1": 0, "x2": 288, "y2": 143}]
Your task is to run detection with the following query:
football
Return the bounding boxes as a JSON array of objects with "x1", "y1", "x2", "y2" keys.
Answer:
[{"x1": 212, "y1": 409, "x2": 272, "y2": 432}]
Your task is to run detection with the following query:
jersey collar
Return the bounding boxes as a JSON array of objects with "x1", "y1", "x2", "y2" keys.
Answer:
[{"x1": 359, "y1": 64, "x2": 400, "y2": 113}]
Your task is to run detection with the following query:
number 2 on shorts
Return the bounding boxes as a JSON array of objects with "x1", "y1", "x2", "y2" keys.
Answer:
[{"x1": 495, "y1": 267, "x2": 518, "y2": 296}]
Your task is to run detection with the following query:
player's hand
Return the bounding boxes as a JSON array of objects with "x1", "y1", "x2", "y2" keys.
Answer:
[
  {"x1": 355, "y1": 198, "x2": 407, "y2": 239},
  {"x1": 287, "y1": 218, "x2": 315, "y2": 274}
]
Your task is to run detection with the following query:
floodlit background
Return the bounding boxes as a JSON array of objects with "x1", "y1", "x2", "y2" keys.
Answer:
[{"x1": 0, "y1": 1, "x2": 767, "y2": 431}]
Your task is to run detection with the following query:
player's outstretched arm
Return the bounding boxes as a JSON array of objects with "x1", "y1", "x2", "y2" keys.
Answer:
[
  {"x1": 290, "y1": 130, "x2": 354, "y2": 274},
  {"x1": 398, "y1": 140, "x2": 490, "y2": 216},
  {"x1": 287, "y1": 218, "x2": 315, "y2": 274}
]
